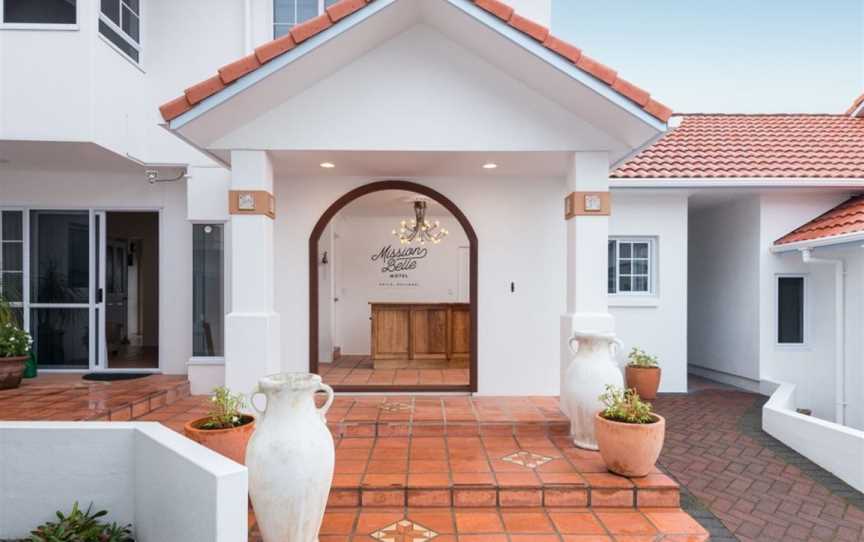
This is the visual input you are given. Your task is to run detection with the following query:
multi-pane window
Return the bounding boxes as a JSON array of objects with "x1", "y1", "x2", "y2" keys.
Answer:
[
  {"x1": 0, "y1": 211, "x2": 24, "y2": 327},
  {"x1": 608, "y1": 238, "x2": 654, "y2": 295},
  {"x1": 2, "y1": 0, "x2": 76, "y2": 25},
  {"x1": 274, "y1": 0, "x2": 339, "y2": 38},
  {"x1": 99, "y1": 0, "x2": 140, "y2": 63},
  {"x1": 777, "y1": 276, "x2": 805, "y2": 344},
  {"x1": 193, "y1": 224, "x2": 224, "y2": 358}
]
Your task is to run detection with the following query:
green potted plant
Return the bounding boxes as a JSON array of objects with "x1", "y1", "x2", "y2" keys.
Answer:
[
  {"x1": 594, "y1": 385, "x2": 665, "y2": 477},
  {"x1": 625, "y1": 347, "x2": 661, "y2": 399},
  {"x1": 30, "y1": 502, "x2": 133, "y2": 542},
  {"x1": 0, "y1": 295, "x2": 33, "y2": 390},
  {"x1": 183, "y1": 386, "x2": 255, "y2": 465}
]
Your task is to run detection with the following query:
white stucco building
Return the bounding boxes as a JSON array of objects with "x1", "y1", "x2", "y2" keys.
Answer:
[{"x1": 2, "y1": 0, "x2": 863, "y2": 481}]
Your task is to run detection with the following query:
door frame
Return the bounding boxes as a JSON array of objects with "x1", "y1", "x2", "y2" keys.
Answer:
[
  {"x1": 308, "y1": 180, "x2": 479, "y2": 393},
  {"x1": 0, "y1": 207, "x2": 162, "y2": 373}
]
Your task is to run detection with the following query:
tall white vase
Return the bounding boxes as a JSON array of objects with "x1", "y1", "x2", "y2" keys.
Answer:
[
  {"x1": 562, "y1": 331, "x2": 623, "y2": 450},
  {"x1": 246, "y1": 373, "x2": 335, "y2": 542}
]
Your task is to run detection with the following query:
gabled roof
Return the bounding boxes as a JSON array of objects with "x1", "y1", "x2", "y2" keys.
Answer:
[
  {"x1": 612, "y1": 114, "x2": 864, "y2": 179},
  {"x1": 158, "y1": 0, "x2": 671, "y2": 124},
  {"x1": 775, "y1": 195, "x2": 864, "y2": 246}
]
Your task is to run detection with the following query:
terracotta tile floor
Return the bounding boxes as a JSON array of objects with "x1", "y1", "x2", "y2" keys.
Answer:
[
  {"x1": 0, "y1": 373, "x2": 190, "y2": 421},
  {"x1": 321, "y1": 355, "x2": 470, "y2": 387},
  {"x1": 249, "y1": 506, "x2": 709, "y2": 541}
]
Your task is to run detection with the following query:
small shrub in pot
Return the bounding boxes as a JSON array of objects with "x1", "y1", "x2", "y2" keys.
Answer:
[
  {"x1": 184, "y1": 386, "x2": 255, "y2": 464},
  {"x1": 625, "y1": 347, "x2": 661, "y2": 400},
  {"x1": 594, "y1": 385, "x2": 665, "y2": 477},
  {"x1": 0, "y1": 295, "x2": 32, "y2": 390}
]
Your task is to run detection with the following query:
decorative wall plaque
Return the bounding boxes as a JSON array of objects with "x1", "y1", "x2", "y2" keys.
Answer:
[{"x1": 564, "y1": 191, "x2": 610, "y2": 219}]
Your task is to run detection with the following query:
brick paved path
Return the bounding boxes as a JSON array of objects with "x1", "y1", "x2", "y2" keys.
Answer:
[{"x1": 654, "y1": 389, "x2": 864, "y2": 541}]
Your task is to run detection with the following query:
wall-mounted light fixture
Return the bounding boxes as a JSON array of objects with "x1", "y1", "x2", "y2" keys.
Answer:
[{"x1": 321, "y1": 251, "x2": 329, "y2": 265}]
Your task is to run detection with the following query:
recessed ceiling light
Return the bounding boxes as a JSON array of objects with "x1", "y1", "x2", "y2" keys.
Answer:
[
  {"x1": 482, "y1": 162, "x2": 498, "y2": 169},
  {"x1": 320, "y1": 162, "x2": 335, "y2": 169}
]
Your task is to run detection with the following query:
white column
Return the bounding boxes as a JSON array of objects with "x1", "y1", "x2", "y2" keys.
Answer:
[
  {"x1": 224, "y1": 150, "x2": 281, "y2": 396},
  {"x1": 560, "y1": 152, "x2": 614, "y2": 400}
]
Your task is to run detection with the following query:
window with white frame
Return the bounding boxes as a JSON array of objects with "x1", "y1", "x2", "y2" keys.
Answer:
[
  {"x1": 777, "y1": 275, "x2": 805, "y2": 345},
  {"x1": 274, "y1": 0, "x2": 339, "y2": 38},
  {"x1": 99, "y1": 0, "x2": 140, "y2": 63},
  {"x1": 608, "y1": 238, "x2": 655, "y2": 295},
  {"x1": 0, "y1": 210, "x2": 25, "y2": 327},
  {"x1": 192, "y1": 224, "x2": 224, "y2": 358},
  {"x1": 2, "y1": 0, "x2": 76, "y2": 25}
]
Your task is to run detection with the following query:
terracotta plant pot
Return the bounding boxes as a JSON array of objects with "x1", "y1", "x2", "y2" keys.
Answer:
[
  {"x1": 184, "y1": 415, "x2": 256, "y2": 465},
  {"x1": 0, "y1": 356, "x2": 28, "y2": 390},
  {"x1": 595, "y1": 412, "x2": 665, "y2": 477},
  {"x1": 625, "y1": 365, "x2": 661, "y2": 400}
]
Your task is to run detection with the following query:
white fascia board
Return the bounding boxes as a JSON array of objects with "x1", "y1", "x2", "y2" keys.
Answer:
[
  {"x1": 443, "y1": 0, "x2": 667, "y2": 134},
  {"x1": 611, "y1": 178, "x2": 864, "y2": 188},
  {"x1": 169, "y1": 0, "x2": 398, "y2": 131},
  {"x1": 770, "y1": 231, "x2": 864, "y2": 253},
  {"x1": 851, "y1": 102, "x2": 864, "y2": 118}
]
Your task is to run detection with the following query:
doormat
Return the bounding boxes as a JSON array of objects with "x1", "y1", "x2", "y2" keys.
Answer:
[{"x1": 82, "y1": 373, "x2": 154, "y2": 382}]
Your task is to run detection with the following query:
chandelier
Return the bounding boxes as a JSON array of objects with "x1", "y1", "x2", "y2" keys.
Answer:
[{"x1": 392, "y1": 201, "x2": 448, "y2": 245}]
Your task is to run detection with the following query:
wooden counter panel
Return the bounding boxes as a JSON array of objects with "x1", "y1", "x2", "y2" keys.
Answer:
[{"x1": 370, "y1": 302, "x2": 470, "y2": 364}]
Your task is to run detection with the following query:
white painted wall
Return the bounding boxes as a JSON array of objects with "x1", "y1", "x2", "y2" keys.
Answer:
[
  {"x1": 758, "y1": 192, "x2": 851, "y2": 422},
  {"x1": 610, "y1": 191, "x2": 689, "y2": 393},
  {"x1": 0, "y1": 422, "x2": 247, "y2": 542},
  {"x1": 688, "y1": 196, "x2": 762, "y2": 385},
  {"x1": 276, "y1": 175, "x2": 565, "y2": 395},
  {"x1": 327, "y1": 214, "x2": 469, "y2": 355},
  {"x1": 1, "y1": 162, "x2": 192, "y2": 375}
]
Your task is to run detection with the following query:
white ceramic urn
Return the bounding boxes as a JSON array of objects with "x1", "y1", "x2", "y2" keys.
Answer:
[
  {"x1": 562, "y1": 331, "x2": 624, "y2": 450},
  {"x1": 246, "y1": 373, "x2": 335, "y2": 542}
]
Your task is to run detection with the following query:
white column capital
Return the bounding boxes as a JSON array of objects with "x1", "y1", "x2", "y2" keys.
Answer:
[
  {"x1": 230, "y1": 150, "x2": 274, "y2": 192},
  {"x1": 566, "y1": 152, "x2": 610, "y2": 193}
]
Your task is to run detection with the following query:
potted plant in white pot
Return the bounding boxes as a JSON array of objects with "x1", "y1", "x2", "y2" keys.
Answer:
[
  {"x1": 0, "y1": 295, "x2": 32, "y2": 390},
  {"x1": 625, "y1": 347, "x2": 661, "y2": 400},
  {"x1": 594, "y1": 385, "x2": 665, "y2": 477}
]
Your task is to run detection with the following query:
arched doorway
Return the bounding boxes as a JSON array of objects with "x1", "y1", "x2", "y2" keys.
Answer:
[{"x1": 309, "y1": 180, "x2": 478, "y2": 392}]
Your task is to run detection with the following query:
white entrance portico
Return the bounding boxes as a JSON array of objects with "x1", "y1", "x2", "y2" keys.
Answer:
[{"x1": 160, "y1": 0, "x2": 670, "y2": 396}]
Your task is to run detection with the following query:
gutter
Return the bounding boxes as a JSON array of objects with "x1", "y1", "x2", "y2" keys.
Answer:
[
  {"x1": 800, "y1": 248, "x2": 847, "y2": 425},
  {"x1": 611, "y1": 178, "x2": 864, "y2": 189},
  {"x1": 771, "y1": 231, "x2": 864, "y2": 253}
]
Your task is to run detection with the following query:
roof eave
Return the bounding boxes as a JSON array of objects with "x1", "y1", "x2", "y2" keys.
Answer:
[
  {"x1": 610, "y1": 177, "x2": 864, "y2": 188},
  {"x1": 772, "y1": 231, "x2": 864, "y2": 253}
]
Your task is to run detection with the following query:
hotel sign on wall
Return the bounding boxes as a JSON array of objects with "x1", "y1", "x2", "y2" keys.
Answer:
[{"x1": 370, "y1": 245, "x2": 427, "y2": 287}]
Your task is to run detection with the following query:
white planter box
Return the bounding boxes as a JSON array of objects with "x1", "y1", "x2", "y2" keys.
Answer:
[{"x1": 0, "y1": 422, "x2": 248, "y2": 541}]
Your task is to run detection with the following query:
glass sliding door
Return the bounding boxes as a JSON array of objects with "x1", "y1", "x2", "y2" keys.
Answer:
[{"x1": 29, "y1": 211, "x2": 90, "y2": 369}]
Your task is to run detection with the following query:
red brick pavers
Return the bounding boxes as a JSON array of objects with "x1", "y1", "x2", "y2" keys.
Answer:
[
  {"x1": 654, "y1": 387, "x2": 864, "y2": 541},
  {"x1": 0, "y1": 374, "x2": 190, "y2": 422}
]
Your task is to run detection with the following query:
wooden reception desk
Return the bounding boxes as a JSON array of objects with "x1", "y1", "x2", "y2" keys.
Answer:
[{"x1": 370, "y1": 302, "x2": 470, "y2": 364}]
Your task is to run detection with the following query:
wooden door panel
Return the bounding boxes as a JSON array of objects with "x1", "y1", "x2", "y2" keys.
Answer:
[
  {"x1": 373, "y1": 308, "x2": 410, "y2": 359},
  {"x1": 412, "y1": 307, "x2": 448, "y2": 359},
  {"x1": 450, "y1": 306, "x2": 471, "y2": 360}
]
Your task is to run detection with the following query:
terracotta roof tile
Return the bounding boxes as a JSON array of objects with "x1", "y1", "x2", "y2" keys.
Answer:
[
  {"x1": 255, "y1": 33, "x2": 297, "y2": 64},
  {"x1": 508, "y1": 13, "x2": 549, "y2": 42},
  {"x1": 613, "y1": 114, "x2": 864, "y2": 179},
  {"x1": 474, "y1": 0, "x2": 514, "y2": 21},
  {"x1": 326, "y1": 0, "x2": 368, "y2": 22},
  {"x1": 159, "y1": 0, "x2": 671, "y2": 124},
  {"x1": 290, "y1": 13, "x2": 333, "y2": 43},
  {"x1": 776, "y1": 196, "x2": 864, "y2": 245},
  {"x1": 218, "y1": 54, "x2": 262, "y2": 84},
  {"x1": 184, "y1": 75, "x2": 226, "y2": 105}
]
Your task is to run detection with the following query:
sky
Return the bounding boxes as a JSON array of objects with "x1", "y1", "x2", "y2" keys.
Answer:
[{"x1": 552, "y1": 0, "x2": 864, "y2": 114}]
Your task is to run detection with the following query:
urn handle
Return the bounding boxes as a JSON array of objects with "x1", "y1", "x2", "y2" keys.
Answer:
[
  {"x1": 567, "y1": 337, "x2": 580, "y2": 355},
  {"x1": 250, "y1": 386, "x2": 267, "y2": 415},
  {"x1": 317, "y1": 382, "x2": 335, "y2": 416}
]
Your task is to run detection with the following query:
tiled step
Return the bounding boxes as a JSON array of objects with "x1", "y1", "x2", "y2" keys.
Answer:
[
  {"x1": 324, "y1": 395, "x2": 571, "y2": 438},
  {"x1": 326, "y1": 434, "x2": 680, "y2": 510}
]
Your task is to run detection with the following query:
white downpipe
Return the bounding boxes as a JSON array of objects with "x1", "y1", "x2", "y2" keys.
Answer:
[
  {"x1": 800, "y1": 248, "x2": 846, "y2": 425},
  {"x1": 244, "y1": 0, "x2": 253, "y2": 54}
]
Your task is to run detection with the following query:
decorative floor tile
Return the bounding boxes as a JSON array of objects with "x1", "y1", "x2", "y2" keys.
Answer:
[
  {"x1": 501, "y1": 450, "x2": 553, "y2": 469},
  {"x1": 379, "y1": 402, "x2": 414, "y2": 412},
  {"x1": 370, "y1": 518, "x2": 438, "y2": 541}
]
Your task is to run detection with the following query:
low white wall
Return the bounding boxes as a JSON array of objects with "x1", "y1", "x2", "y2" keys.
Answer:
[
  {"x1": 763, "y1": 381, "x2": 864, "y2": 493},
  {"x1": 0, "y1": 422, "x2": 247, "y2": 542}
]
